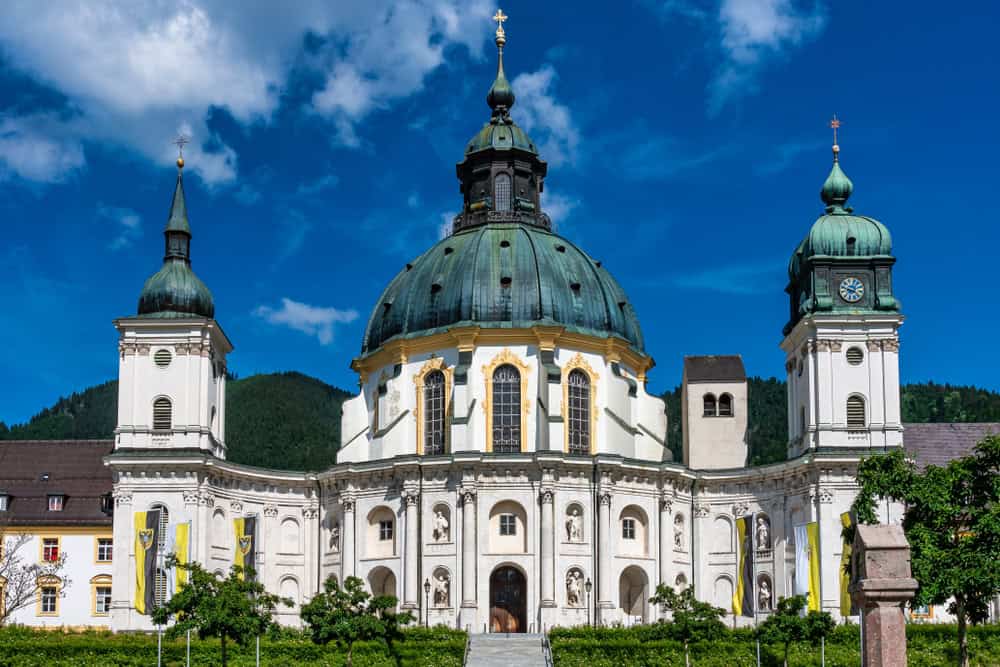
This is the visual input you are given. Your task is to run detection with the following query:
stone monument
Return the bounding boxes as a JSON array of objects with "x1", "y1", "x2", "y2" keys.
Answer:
[{"x1": 849, "y1": 524, "x2": 919, "y2": 667}]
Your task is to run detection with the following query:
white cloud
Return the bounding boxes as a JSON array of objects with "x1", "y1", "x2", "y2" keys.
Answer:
[
  {"x1": 0, "y1": 116, "x2": 85, "y2": 183},
  {"x1": 0, "y1": 1, "x2": 492, "y2": 185},
  {"x1": 511, "y1": 65, "x2": 578, "y2": 167},
  {"x1": 254, "y1": 297, "x2": 359, "y2": 345},
  {"x1": 98, "y1": 204, "x2": 143, "y2": 250},
  {"x1": 710, "y1": 0, "x2": 826, "y2": 112},
  {"x1": 541, "y1": 191, "x2": 579, "y2": 230},
  {"x1": 296, "y1": 174, "x2": 340, "y2": 197},
  {"x1": 671, "y1": 258, "x2": 785, "y2": 294}
]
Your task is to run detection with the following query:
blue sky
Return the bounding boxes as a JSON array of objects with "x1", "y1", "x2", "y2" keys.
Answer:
[{"x1": 2, "y1": 1, "x2": 999, "y2": 425}]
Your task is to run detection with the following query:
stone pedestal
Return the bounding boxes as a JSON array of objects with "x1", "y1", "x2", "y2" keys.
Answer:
[{"x1": 848, "y1": 524, "x2": 918, "y2": 667}]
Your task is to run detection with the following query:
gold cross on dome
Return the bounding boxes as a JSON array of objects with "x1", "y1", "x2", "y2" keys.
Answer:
[
  {"x1": 493, "y1": 8, "x2": 508, "y2": 37},
  {"x1": 829, "y1": 115, "x2": 841, "y2": 146}
]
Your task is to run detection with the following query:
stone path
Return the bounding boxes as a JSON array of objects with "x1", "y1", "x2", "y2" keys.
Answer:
[{"x1": 465, "y1": 633, "x2": 548, "y2": 667}]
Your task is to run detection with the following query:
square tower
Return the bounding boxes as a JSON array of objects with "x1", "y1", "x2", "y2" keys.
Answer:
[{"x1": 682, "y1": 355, "x2": 748, "y2": 469}]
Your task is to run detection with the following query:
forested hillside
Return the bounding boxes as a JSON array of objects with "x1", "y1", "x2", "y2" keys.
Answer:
[
  {"x1": 4, "y1": 373, "x2": 1000, "y2": 469},
  {"x1": 0, "y1": 372, "x2": 351, "y2": 472}
]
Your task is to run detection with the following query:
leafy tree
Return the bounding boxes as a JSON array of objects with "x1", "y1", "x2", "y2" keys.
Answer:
[
  {"x1": 648, "y1": 584, "x2": 726, "y2": 667},
  {"x1": 151, "y1": 557, "x2": 292, "y2": 667},
  {"x1": 0, "y1": 520, "x2": 70, "y2": 626},
  {"x1": 852, "y1": 436, "x2": 1000, "y2": 667},
  {"x1": 301, "y1": 575, "x2": 414, "y2": 667},
  {"x1": 755, "y1": 595, "x2": 834, "y2": 667}
]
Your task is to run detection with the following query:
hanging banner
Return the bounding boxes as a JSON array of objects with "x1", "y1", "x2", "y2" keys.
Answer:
[
  {"x1": 794, "y1": 524, "x2": 810, "y2": 599},
  {"x1": 807, "y1": 521, "x2": 821, "y2": 612},
  {"x1": 732, "y1": 513, "x2": 754, "y2": 617},
  {"x1": 134, "y1": 509, "x2": 161, "y2": 615},
  {"x1": 233, "y1": 516, "x2": 257, "y2": 580},
  {"x1": 174, "y1": 522, "x2": 191, "y2": 590},
  {"x1": 839, "y1": 512, "x2": 853, "y2": 616}
]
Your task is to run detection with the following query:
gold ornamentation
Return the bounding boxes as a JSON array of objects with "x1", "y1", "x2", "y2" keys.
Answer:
[
  {"x1": 238, "y1": 535, "x2": 252, "y2": 555},
  {"x1": 413, "y1": 357, "x2": 454, "y2": 456},
  {"x1": 492, "y1": 8, "x2": 508, "y2": 42},
  {"x1": 482, "y1": 349, "x2": 531, "y2": 453},
  {"x1": 138, "y1": 529, "x2": 154, "y2": 551},
  {"x1": 561, "y1": 352, "x2": 599, "y2": 455}
]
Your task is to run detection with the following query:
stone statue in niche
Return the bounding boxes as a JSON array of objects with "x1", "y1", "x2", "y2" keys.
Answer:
[
  {"x1": 330, "y1": 523, "x2": 340, "y2": 552},
  {"x1": 432, "y1": 510, "x2": 450, "y2": 542},
  {"x1": 673, "y1": 514, "x2": 685, "y2": 550},
  {"x1": 433, "y1": 573, "x2": 449, "y2": 607},
  {"x1": 566, "y1": 570, "x2": 583, "y2": 607},
  {"x1": 756, "y1": 516, "x2": 770, "y2": 550},
  {"x1": 566, "y1": 507, "x2": 583, "y2": 542},
  {"x1": 758, "y1": 579, "x2": 772, "y2": 611}
]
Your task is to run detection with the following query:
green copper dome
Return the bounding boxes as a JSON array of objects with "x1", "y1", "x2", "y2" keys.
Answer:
[
  {"x1": 465, "y1": 120, "x2": 537, "y2": 155},
  {"x1": 137, "y1": 167, "x2": 215, "y2": 319},
  {"x1": 361, "y1": 223, "x2": 644, "y2": 355},
  {"x1": 788, "y1": 157, "x2": 892, "y2": 280}
]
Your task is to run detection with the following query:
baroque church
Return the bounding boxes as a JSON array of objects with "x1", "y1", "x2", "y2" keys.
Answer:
[{"x1": 107, "y1": 16, "x2": 906, "y2": 633}]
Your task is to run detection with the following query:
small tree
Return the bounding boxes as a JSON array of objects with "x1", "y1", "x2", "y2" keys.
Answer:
[
  {"x1": 0, "y1": 523, "x2": 69, "y2": 625},
  {"x1": 852, "y1": 436, "x2": 1000, "y2": 667},
  {"x1": 649, "y1": 584, "x2": 726, "y2": 667},
  {"x1": 755, "y1": 595, "x2": 834, "y2": 667},
  {"x1": 301, "y1": 575, "x2": 414, "y2": 667},
  {"x1": 151, "y1": 556, "x2": 291, "y2": 667}
]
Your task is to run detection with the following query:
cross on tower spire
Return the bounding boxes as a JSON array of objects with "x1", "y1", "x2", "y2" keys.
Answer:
[
  {"x1": 173, "y1": 134, "x2": 190, "y2": 169},
  {"x1": 829, "y1": 115, "x2": 841, "y2": 162}
]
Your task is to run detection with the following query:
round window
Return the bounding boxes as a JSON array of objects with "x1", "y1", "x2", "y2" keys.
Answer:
[
  {"x1": 846, "y1": 347, "x2": 864, "y2": 366},
  {"x1": 154, "y1": 349, "x2": 172, "y2": 368}
]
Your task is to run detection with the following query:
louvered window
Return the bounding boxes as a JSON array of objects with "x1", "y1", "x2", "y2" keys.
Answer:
[
  {"x1": 154, "y1": 568, "x2": 168, "y2": 608},
  {"x1": 567, "y1": 370, "x2": 590, "y2": 454},
  {"x1": 424, "y1": 370, "x2": 446, "y2": 455},
  {"x1": 492, "y1": 364, "x2": 521, "y2": 452},
  {"x1": 847, "y1": 396, "x2": 866, "y2": 428},
  {"x1": 494, "y1": 173, "x2": 511, "y2": 212},
  {"x1": 718, "y1": 393, "x2": 733, "y2": 417},
  {"x1": 154, "y1": 349, "x2": 172, "y2": 368},
  {"x1": 846, "y1": 347, "x2": 864, "y2": 365},
  {"x1": 152, "y1": 398, "x2": 172, "y2": 431},
  {"x1": 703, "y1": 394, "x2": 717, "y2": 417}
]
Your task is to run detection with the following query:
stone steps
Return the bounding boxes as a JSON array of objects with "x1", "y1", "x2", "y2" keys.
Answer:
[{"x1": 465, "y1": 633, "x2": 548, "y2": 667}]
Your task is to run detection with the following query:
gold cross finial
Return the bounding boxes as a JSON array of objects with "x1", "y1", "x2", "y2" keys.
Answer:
[
  {"x1": 173, "y1": 134, "x2": 190, "y2": 169},
  {"x1": 493, "y1": 8, "x2": 508, "y2": 44},
  {"x1": 829, "y1": 115, "x2": 841, "y2": 157}
]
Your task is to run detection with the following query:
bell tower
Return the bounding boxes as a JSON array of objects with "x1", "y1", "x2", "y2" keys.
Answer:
[
  {"x1": 113, "y1": 147, "x2": 232, "y2": 458},
  {"x1": 781, "y1": 121, "x2": 903, "y2": 458}
]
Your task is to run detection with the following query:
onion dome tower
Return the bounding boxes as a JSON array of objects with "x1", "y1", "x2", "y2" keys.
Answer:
[
  {"x1": 781, "y1": 118, "x2": 903, "y2": 458},
  {"x1": 113, "y1": 146, "x2": 231, "y2": 458},
  {"x1": 137, "y1": 155, "x2": 215, "y2": 318},
  {"x1": 360, "y1": 17, "x2": 644, "y2": 357}
]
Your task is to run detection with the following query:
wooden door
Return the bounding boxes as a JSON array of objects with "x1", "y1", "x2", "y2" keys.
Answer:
[{"x1": 489, "y1": 567, "x2": 526, "y2": 633}]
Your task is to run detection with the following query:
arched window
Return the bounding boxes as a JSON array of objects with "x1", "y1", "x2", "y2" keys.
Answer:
[
  {"x1": 702, "y1": 393, "x2": 717, "y2": 417},
  {"x1": 424, "y1": 370, "x2": 446, "y2": 455},
  {"x1": 153, "y1": 397, "x2": 172, "y2": 430},
  {"x1": 847, "y1": 395, "x2": 866, "y2": 429},
  {"x1": 492, "y1": 364, "x2": 521, "y2": 453},
  {"x1": 718, "y1": 393, "x2": 733, "y2": 417},
  {"x1": 567, "y1": 369, "x2": 590, "y2": 454},
  {"x1": 494, "y1": 173, "x2": 512, "y2": 212}
]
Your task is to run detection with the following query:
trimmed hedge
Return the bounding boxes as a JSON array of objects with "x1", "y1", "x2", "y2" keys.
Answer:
[
  {"x1": 549, "y1": 623, "x2": 1000, "y2": 667},
  {"x1": 0, "y1": 626, "x2": 466, "y2": 667}
]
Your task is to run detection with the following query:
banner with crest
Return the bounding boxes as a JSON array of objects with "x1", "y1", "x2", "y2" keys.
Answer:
[
  {"x1": 133, "y1": 509, "x2": 161, "y2": 615},
  {"x1": 233, "y1": 516, "x2": 256, "y2": 580}
]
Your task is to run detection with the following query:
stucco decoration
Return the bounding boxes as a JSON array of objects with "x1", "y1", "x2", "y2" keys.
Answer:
[
  {"x1": 566, "y1": 506, "x2": 583, "y2": 542},
  {"x1": 566, "y1": 568, "x2": 584, "y2": 607},
  {"x1": 673, "y1": 513, "x2": 685, "y2": 551}
]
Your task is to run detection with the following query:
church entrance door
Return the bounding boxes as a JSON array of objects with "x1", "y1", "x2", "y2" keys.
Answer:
[{"x1": 489, "y1": 566, "x2": 526, "y2": 633}]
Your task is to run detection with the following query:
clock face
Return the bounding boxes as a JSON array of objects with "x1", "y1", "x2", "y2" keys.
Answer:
[{"x1": 839, "y1": 277, "x2": 865, "y2": 303}]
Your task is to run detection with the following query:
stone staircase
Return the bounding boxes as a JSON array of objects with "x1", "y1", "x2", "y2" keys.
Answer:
[{"x1": 464, "y1": 633, "x2": 549, "y2": 667}]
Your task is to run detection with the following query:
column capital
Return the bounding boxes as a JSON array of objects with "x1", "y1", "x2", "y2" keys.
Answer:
[
  {"x1": 539, "y1": 488, "x2": 555, "y2": 505},
  {"x1": 693, "y1": 503, "x2": 710, "y2": 518},
  {"x1": 340, "y1": 494, "x2": 357, "y2": 513},
  {"x1": 598, "y1": 491, "x2": 612, "y2": 507},
  {"x1": 403, "y1": 490, "x2": 420, "y2": 507},
  {"x1": 660, "y1": 497, "x2": 673, "y2": 514},
  {"x1": 460, "y1": 487, "x2": 477, "y2": 505},
  {"x1": 263, "y1": 504, "x2": 279, "y2": 518},
  {"x1": 113, "y1": 491, "x2": 133, "y2": 507}
]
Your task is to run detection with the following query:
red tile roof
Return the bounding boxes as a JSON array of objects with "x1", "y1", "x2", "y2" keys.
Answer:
[{"x1": 0, "y1": 440, "x2": 114, "y2": 526}]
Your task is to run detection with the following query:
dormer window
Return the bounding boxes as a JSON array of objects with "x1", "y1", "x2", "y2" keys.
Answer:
[
  {"x1": 0, "y1": 493, "x2": 8, "y2": 511},
  {"x1": 494, "y1": 173, "x2": 511, "y2": 212},
  {"x1": 48, "y1": 494, "x2": 65, "y2": 512}
]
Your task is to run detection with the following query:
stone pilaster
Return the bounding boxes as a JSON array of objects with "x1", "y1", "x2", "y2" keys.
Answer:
[
  {"x1": 340, "y1": 495, "x2": 356, "y2": 580},
  {"x1": 402, "y1": 489, "x2": 420, "y2": 610},
  {"x1": 539, "y1": 487, "x2": 556, "y2": 616},
  {"x1": 459, "y1": 487, "x2": 478, "y2": 629},
  {"x1": 597, "y1": 490, "x2": 613, "y2": 620}
]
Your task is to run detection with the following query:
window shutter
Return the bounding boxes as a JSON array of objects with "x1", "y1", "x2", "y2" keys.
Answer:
[
  {"x1": 846, "y1": 396, "x2": 866, "y2": 428},
  {"x1": 153, "y1": 398, "x2": 172, "y2": 430}
]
